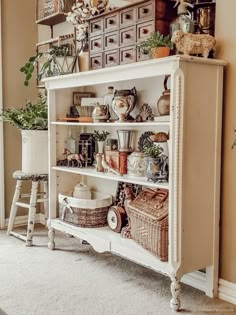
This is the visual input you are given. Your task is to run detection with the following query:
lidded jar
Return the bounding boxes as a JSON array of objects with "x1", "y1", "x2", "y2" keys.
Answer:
[
  {"x1": 127, "y1": 152, "x2": 146, "y2": 177},
  {"x1": 157, "y1": 75, "x2": 170, "y2": 116},
  {"x1": 73, "y1": 182, "x2": 91, "y2": 199}
]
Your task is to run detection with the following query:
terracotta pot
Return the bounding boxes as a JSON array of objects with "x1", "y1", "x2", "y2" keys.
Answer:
[{"x1": 150, "y1": 47, "x2": 170, "y2": 59}]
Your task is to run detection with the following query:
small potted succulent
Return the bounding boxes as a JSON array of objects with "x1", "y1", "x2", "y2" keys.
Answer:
[
  {"x1": 0, "y1": 94, "x2": 48, "y2": 174},
  {"x1": 137, "y1": 31, "x2": 173, "y2": 59},
  {"x1": 93, "y1": 130, "x2": 110, "y2": 153},
  {"x1": 143, "y1": 143, "x2": 168, "y2": 182}
]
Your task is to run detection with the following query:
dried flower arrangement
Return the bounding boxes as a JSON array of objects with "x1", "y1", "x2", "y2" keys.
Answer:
[{"x1": 66, "y1": 0, "x2": 113, "y2": 43}]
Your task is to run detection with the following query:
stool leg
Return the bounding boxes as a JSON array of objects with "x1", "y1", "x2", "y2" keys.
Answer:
[
  {"x1": 43, "y1": 181, "x2": 48, "y2": 227},
  {"x1": 7, "y1": 180, "x2": 22, "y2": 236},
  {"x1": 26, "y1": 181, "x2": 39, "y2": 247}
]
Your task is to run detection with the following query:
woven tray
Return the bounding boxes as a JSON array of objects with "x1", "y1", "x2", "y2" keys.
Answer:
[
  {"x1": 127, "y1": 188, "x2": 168, "y2": 261},
  {"x1": 59, "y1": 191, "x2": 113, "y2": 228}
]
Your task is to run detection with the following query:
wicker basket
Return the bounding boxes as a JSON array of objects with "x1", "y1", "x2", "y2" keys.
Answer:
[
  {"x1": 127, "y1": 188, "x2": 168, "y2": 261},
  {"x1": 59, "y1": 191, "x2": 113, "y2": 228}
]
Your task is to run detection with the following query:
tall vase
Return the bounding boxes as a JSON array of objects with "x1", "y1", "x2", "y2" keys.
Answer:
[{"x1": 97, "y1": 141, "x2": 105, "y2": 154}]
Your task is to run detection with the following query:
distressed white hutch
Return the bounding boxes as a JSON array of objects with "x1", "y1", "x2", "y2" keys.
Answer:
[{"x1": 44, "y1": 55, "x2": 225, "y2": 311}]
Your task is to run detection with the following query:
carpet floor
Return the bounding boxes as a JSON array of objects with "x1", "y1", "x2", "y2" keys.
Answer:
[{"x1": 0, "y1": 226, "x2": 235, "y2": 315}]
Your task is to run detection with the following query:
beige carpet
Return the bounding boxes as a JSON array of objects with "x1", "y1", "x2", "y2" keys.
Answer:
[{"x1": 0, "y1": 226, "x2": 235, "y2": 315}]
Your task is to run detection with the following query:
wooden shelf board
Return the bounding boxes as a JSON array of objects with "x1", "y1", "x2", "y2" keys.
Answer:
[
  {"x1": 52, "y1": 166, "x2": 169, "y2": 189},
  {"x1": 51, "y1": 121, "x2": 170, "y2": 127},
  {"x1": 50, "y1": 218, "x2": 169, "y2": 274},
  {"x1": 36, "y1": 12, "x2": 67, "y2": 26}
]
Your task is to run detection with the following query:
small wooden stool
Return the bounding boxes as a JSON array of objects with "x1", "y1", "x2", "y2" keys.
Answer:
[{"x1": 7, "y1": 171, "x2": 48, "y2": 246}]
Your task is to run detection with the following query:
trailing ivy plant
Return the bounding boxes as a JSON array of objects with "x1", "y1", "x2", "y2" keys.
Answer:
[
  {"x1": 0, "y1": 93, "x2": 48, "y2": 130},
  {"x1": 20, "y1": 45, "x2": 75, "y2": 86}
]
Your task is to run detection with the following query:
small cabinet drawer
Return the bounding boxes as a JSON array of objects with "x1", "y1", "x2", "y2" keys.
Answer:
[
  {"x1": 90, "y1": 36, "x2": 103, "y2": 54},
  {"x1": 104, "y1": 13, "x2": 119, "y2": 31},
  {"x1": 137, "y1": 21, "x2": 154, "y2": 42},
  {"x1": 137, "y1": 49, "x2": 150, "y2": 62},
  {"x1": 104, "y1": 31, "x2": 119, "y2": 50},
  {"x1": 120, "y1": 8, "x2": 135, "y2": 27},
  {"x1": 120, "y1": 27, "x2": 136, "y2": 46},
  {"x1": 90, "y1": 18, "x2": 103, "y2": 35},
  {"x1": 136, "y1": 1, "x2": 154, "y2": 21},
  {"x1": 90, "y1": 54, "x2": 103, "y2": 70},
  {"x1": 120, "y1": 46, "x2": 136, "y2": 65},
  {"x1": 104, "y1": 49, "x2": 119, "y2": 67}
]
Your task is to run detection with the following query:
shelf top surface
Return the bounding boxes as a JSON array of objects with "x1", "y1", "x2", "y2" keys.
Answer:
[
  {"x1": 43, "y1": 55, "x2": 226, "y2": 89},
  {"x1": 52, "y1": 166, "x2": 169, "y2": 189},
  {"x1": 51, "y1": 121, "x2": 170, "y2": 127}
]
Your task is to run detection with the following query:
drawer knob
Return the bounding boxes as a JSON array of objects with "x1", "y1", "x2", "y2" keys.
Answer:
[
  {"x1": 124, "y1": 53, "x2": 130, "y2": 58},
  {"x1": 108, "y1": 56, "x2": 114, "y2": 61},
  {"x1": 94, "y1": 24, "x2": 99, "y2": 29},
  {"x1": 108, "y1": 38, "x2": 114, "y2": 43},
  {"x1": 142, "y1": 29, "x2": 148, "y2": 34},
  {"x1": 94, "y1": 42, "x2": 99, "y2": 47},
  {"x1": 94, "y1": 59, "x2": 99, "y2": 64},
  {"x1": 108, "y1": 19, "x2": 114, "y2": 25},
  {"x1": 125, "y1": 14, "x2": 130, "y2": 19},
  {"x1": 125, "y1": 33, "x2": 130, "y2": 39},
  {"x1": 142, "y1": 8, "x2": 148, "y2": 13}
]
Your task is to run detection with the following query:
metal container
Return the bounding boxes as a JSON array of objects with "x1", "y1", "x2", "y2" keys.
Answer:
[{"x1": 117, "y1": 130, "x2": 133, "y2": 152}]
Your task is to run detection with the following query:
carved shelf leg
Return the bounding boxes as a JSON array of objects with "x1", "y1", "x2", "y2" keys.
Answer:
[
  {"x1": 170, "y1": 275, "x2": 181, "y2": 312},
  {"x1": 48, "y1": 228, "x2": 55, "y2": 250}
]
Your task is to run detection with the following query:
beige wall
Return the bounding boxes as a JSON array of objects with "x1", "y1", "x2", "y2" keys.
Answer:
[
  {"x1": 215, "y1": 0, "x2": 236, "y2": 284},
  {"x1": 2, "y1": 0, "x2": 236, "y2": 286},
  {"x1": 2, "y1": 0, "x2": 37, "y2": 218}
]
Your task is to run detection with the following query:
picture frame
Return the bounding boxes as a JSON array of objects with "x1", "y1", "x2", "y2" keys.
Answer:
[{"x1": 73, "y1": 92, "x2": 95, "y2": 106}]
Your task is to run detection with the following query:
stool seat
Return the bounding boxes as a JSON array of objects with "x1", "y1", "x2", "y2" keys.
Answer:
[
  {"x1": 13, "y1": 170, "x2": 48, "y2": 181},
  {"x1": 7, "y1": 170, "x2": 48, "y2": 246}
]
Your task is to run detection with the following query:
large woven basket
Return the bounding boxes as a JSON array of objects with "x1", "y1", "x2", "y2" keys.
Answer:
[
  {"x1": 127, "y1": 188, "x2": 168, "y2": 261},
  {"x1": 59, "y1": 191, "x2": 113, "y2": 228}
]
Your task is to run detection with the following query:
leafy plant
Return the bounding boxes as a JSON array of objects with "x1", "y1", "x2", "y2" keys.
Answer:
[
  {"x1": 0, "y1": 93, "x2": 48, "y2": 130},
  {"x1": 143, "y1": 143, "x2": 164, "y2": 158},
  {"x1": 20, "y1": 45, "x2": 75, "y2": 86},
  {"x1": 93, "y1": 130, "x2": 110, "y2": 141},
  {"x1": 137, "y1": 31, "x2": 174, "y2": 55}
]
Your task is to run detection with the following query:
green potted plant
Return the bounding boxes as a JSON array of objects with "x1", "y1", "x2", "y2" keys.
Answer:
[
  {"x1": 143, "y1": 143, "x2": 168, "y2": 182},
  {"x1": 93, "y1": 130, "x2": 110, "y2": 153},
  {"x1": 0, "y1": 94, "x2": 48, "y2": 174},
  {"x1": 137, "y1": 31, "x2": 173, "y2": 59},
  {"x1": 20, "y1": 45, "x2": 77, "y2": 86}
]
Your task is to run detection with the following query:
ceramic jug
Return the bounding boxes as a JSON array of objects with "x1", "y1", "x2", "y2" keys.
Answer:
[
  {"x1": 112, "y1": 87, "x2": 137, "y2": 122},
  {"x1": 157, "y1": 76, "x2": 170, "y2": 116},
  {"x1": 92, "y1": 103, "x2": 109, "y2": 122},
  {"x1": 73, "y1": 182, "x2": 91, "y2": 199}
]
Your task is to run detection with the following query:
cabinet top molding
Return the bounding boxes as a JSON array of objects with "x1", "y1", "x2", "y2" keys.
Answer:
[{"x1": 44, "y1": 55, "x2": 226, "y2": 89}]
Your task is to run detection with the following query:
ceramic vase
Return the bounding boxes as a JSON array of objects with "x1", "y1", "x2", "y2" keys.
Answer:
[{"x1": 97, "y1": 141, "x2": 105, "y2": 154}]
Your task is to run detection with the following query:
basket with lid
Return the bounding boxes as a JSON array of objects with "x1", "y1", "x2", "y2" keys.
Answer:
[
  {"x1": 59, "y1": 191, "x2": 113, "y2": 228},
  {"x1": 127, "y1": 188, "x2": 168, "y2": 261}
]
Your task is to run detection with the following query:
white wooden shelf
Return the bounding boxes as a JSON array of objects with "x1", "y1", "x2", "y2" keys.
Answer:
[
  {"x1": 52, "y1": 166, "x2": 169, "y2": 189},
  {"x1": 50, "y1": 219, "x2": 169, "y2": 274},
  {"x1": 51, "y1": 121, "x2": 170, "y2": 127}
]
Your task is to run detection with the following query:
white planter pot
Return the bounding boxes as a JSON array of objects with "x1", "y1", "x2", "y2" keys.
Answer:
[{"x1": 21, "y1": 130, "x2": 48, "y2": 174}]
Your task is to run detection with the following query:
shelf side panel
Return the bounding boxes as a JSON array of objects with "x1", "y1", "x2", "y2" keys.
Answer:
[{"x1": 180, "y1": 62, "x2": 223, "y2": 275}]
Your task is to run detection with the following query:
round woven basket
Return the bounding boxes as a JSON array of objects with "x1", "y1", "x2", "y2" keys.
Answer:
[
  {"x1": 59, "y1": 192, "x2": 113, "y2": 228},
  {"x1": 150, "y1": 47, "x2": 170, "y2": 59}
]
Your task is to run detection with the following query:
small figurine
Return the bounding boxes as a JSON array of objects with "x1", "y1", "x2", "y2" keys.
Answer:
[{"x1": 171, "y1": 30, "x2": 216, "y2": 58}]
